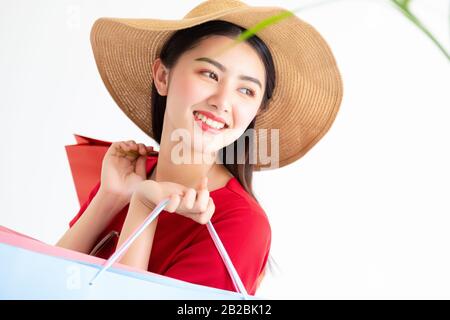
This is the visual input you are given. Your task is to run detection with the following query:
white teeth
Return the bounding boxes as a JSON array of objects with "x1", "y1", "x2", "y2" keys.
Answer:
[{"x1": 194, "y1": 112, "x2": 225, "y2": 129}]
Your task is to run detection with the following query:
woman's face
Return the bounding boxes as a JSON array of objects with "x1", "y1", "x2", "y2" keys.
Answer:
[{"x1": 154, "y1": 35, "x2": 266, "y2": 157}]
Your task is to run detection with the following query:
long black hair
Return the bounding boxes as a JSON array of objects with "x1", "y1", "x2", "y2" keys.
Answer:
[{"x1": 151, "y1": 20, "x2": 276, "y2": 203}]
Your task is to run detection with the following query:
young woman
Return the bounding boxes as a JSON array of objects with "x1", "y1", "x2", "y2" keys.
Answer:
[{"x1": 56, "y1": 0, "x2": 343, "y2": 296}]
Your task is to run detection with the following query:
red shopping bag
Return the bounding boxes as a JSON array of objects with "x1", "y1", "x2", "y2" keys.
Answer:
[{"x1": 65, "y1": 134, "x2": 112, "y2": 205}]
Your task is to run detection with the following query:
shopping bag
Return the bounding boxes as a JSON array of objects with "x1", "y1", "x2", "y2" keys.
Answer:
[
  {"x1": 0, "y1": 225, "x2": 251, "y2": 299},
  {"x1": 65, "y1": 134, "x2": 114, "y2": 205}
]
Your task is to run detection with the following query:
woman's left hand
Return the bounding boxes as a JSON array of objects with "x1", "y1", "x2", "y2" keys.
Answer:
[{"x1": 131, "y1": 177, "x2": 215, "y2": 224}]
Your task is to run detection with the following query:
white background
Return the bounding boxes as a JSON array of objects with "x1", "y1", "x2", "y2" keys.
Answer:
[{"x1": 1, "y1": 0, "x2": 449, "y2": 299}]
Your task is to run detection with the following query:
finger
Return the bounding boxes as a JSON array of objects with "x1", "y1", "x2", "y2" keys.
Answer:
[
  {"x1": 135, "y1": 154, "x2": 147, "y2": 178},
  {"x1": 137, "y1": 143, "x2": 146, "y2": 155},
  {"x1": 125, "y1": 140, "x2": 138, "y2": 151},
  {"x1": 120, "y1": 142, "x2": 140, "y2": 160},
  {"x1": 180, "y1": 188, "x2": 197, "y2": 210},
  {"x1": 199, "y1": 176, "x2": 208, "y2": 190},
  {"x1": 119, "y1": 142, "x2": 130, "y2": 152},
  {"x1": 114, "y1": 142, "x2": 130, "y2": 157},
  {"x1": 165, "y1": 194, "x2": 181, "y2": 213},
  {"x1": 194, "y1": 187, "x2": 209, "y2": 213},
  {"x1": 197, "y1": 197, "x2": 215, "y2": 225}
]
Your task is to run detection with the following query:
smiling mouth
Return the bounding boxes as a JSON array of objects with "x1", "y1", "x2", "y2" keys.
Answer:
[{"x1": 193, "y1": 111, "x2": 229, "y2": 130}]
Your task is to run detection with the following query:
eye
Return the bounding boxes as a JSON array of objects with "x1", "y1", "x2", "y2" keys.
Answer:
[
  {"x1": 200, "y1": 70, "x2": 255, "y2": 97},
  {"x1": 239, "y1": 88, "x2": 256, "y2": 97},
  {"x1": 200, "y1": 70, "x2": 218, "y2": 81}
]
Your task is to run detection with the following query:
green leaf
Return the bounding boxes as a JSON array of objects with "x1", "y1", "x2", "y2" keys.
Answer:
[{"x1": 214, "y1": 0, "x2": 448, "y2": 62}]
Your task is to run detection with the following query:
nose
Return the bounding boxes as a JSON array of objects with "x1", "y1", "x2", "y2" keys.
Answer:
[{"x1": 207, "y1": 83, "x2": 231, "y2": 114}]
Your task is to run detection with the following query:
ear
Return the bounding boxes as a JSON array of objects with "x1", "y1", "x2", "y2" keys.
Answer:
[{"x1": 152, "y1": 58, "x2": 170, "y2": 96}]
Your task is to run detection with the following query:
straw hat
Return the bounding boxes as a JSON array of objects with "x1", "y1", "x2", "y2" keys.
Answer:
[{"x1": 90, "y1": 0, "x2": 343, "y2": 171}]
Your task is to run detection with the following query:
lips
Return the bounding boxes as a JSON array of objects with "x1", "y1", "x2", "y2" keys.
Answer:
[
  {"x1": 193, "y1": 110, "x2": 229, "y2": 128},
  {"x1": 193, "y1": 111, "x2": 228, "y2": 134}
]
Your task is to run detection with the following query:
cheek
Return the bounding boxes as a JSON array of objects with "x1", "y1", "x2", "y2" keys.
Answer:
[
  {"x1": 232, "y1": 108, "x2": 255, "y2": 131},
  {"x1": 219, "y1": 109, "x2": 256, "y2": 146},
  {"x1": 172, "y1": 73, "x2": 207, "y2": 105}
]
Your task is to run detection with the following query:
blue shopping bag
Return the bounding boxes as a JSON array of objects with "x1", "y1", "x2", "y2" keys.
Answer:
[{"x1": 0, "y1": 225, "x2": 256, "y2": 299}]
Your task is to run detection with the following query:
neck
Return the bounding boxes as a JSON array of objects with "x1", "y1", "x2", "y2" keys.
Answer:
[{"x1": 151, "y1": 123, "x2": 220, "y2": 190}]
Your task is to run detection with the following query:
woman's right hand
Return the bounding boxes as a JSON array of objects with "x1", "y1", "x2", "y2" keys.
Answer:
[
  {"x1": 98, "y1": 140, "x2": 154, "y2": 203},
  {"x1": 132, "y1": 177, "x2": 215, "y2": 225}
]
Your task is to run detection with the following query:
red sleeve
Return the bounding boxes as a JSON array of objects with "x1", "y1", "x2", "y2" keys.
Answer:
[
  {"x1": 163, "y1": 205, "x2": 271, "y2": 296},
  {"x1": 69, "y1": 181, "x2": 101, "y2": 228}
]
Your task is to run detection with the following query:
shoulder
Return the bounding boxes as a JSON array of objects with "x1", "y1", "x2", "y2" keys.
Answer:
[
  {"x1": 211, "y1": 178, "x2": 271, "y2": 242},
  {"x1": 217, "y1": 177, "x2": 267, "y2": 215}
]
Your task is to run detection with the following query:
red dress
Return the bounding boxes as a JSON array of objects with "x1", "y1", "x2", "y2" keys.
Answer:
[{"x1": 69, "y1": 153, "x2": 271, "y2": 295}]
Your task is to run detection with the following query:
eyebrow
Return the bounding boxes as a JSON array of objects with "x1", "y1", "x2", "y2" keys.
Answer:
[{"x1": 194, "y1": 57, "x2": 262, "y2": 89}]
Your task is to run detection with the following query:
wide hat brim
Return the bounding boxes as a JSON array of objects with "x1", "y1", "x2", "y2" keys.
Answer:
[{"x1": 90, "y1": 0, "x2": 343, "y2": 171}]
